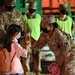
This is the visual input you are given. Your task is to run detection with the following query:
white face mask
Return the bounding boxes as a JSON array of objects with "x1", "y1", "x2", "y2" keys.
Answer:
[{"x1": 16, "y1": 32, "x2": 21, "y2": 39}]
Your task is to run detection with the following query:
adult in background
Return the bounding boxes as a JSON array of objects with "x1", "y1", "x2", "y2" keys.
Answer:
[
  {"x1": 56, "y1": 4, "x2": 75, "y2": 37},
  {"x1": 31, "y1": 14, "x2": 75, "y2": 75},
  {"x1": 22, "y1": 0, "x2": 41, "y2": 75},
  {"x1": 0, "y1": 0, "x2": 24, "y2": 47}
]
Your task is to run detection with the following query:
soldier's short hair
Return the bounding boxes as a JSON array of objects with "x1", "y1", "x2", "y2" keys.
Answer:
[
  {"x1": 28, "y1": 0, "x2": 37, "y2": 8},
  {"x1": 59, "y1": 4, "x2": 67, "y2": 10}
]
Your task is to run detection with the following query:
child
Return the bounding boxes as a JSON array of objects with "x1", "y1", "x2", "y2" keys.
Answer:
[{"x1": 3, "y1": 24, "x2": 31, "y2": 75}]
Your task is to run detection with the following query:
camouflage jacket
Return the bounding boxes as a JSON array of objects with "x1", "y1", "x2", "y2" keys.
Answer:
[
  {"x1": 32, "y1": 28, "x2": 75, "y2": 75},
  {"x1": 0, "y1": 7, "x2": 24, "y2": 38}
]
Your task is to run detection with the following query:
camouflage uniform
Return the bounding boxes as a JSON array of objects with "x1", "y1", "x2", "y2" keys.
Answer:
[
  {"x1": 31, "y1": 28, "x2": 75, "y2": 75},
  {"x1": 20, "y1": 15, "x2": 75, "y2": 75},
  {"x1": 31, "y1": 15, "x2": 75, "y2": 75},
  {"x1": 21, "y1": 1, "x2": 41, "y2": 75},
  {"x1": 0, "y1": 0, "x2": 24, "y2": 47}
]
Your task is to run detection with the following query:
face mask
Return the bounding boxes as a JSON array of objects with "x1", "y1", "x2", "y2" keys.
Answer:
[
  {"x1": 60, "y1": 9, "x2": 67, "y2": 15},
  {"x1": 28, "y1": 9, "x2": 36, "y2": 14},
  {"x1": 6, "y1": 5, "x2": 15, "y2": 11},
  {"x1": 16, "y1": 32, "x2": 21, "y2": 39},
  {"x1": 41, "y1": 27, "x2": 50, "y2": 33}
]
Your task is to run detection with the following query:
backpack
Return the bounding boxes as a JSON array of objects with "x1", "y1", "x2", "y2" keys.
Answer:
[{"x1": 0, "y1": 47, "x2": 16, "y2": 73}]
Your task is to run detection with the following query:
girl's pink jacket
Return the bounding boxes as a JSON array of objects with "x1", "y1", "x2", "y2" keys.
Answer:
[{"x1": 6, "y1": 38, "x2": 27, "y2": 74}]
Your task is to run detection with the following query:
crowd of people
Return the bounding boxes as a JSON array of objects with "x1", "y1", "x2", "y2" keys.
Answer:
[{"x1": 0, "y1": 0, "x2": 75, "y2": 75}]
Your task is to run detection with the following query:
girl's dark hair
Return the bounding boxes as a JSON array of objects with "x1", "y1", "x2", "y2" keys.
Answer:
[
  {"x1": 3, "y1": 24, "x2": 21, "y2": 52},
  {"x1": 51, "y1": 22, "x2": 58, "y2": 28}
]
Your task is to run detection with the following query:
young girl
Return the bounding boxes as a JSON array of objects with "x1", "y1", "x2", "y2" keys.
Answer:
[{"x1": 3, "y1": 24, "x2": 31, "y2": 75}]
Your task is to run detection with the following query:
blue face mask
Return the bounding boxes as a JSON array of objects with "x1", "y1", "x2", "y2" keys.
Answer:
[{"x1": 16, "y1": 32, "x2": 21, "y2": 39}]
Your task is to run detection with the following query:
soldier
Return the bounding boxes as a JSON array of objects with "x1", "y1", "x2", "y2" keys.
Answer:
[
  {"x1": 31, "y1": 14, "x2": 75, "y2": 75},
  {"x1": 0, "y1": 0, "x2": 24, "y2": 47},
  {"x1": 22, "y1": 0, "x2": 41, "y2": 75},
  {"x1": 56, "y1": 4, "x2": 75, "y2": 37},
  {"x1": 20, "y1": 14, "x2": 75, "y2": 75}
]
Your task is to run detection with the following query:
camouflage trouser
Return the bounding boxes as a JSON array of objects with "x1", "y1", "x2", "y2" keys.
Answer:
[
  {"x1": 26, "y1": 48, "x2": 31, "y2": 74},
  {"x1": 52, "y1": 46, "x2": 75, "y2": 75},
  {"x1": 22, "y1": 48, "x2": 42, "y2": 75},
  {"x1": 32, "y1": 49, "x2": 42, "y2": 72},
  {"x1": 62, "y1": 51, "x2": 75, "y2": 75}
]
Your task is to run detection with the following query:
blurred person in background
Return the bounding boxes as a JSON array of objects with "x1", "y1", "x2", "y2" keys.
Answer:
[
  {"x1": 56, "y1": 4, "x2": 75, "y2": 37},
  {"x1": 22, "y1": 0, "x2": 41, "y2": 75},
  {"x1": 0, "y1": 0, "x2": 24, "y2": 47}
]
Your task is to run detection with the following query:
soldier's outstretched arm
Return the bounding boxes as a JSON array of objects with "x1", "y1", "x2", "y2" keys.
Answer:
[{"x1": 32, "y1": 33, "x2": 47, "y2": 49}]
